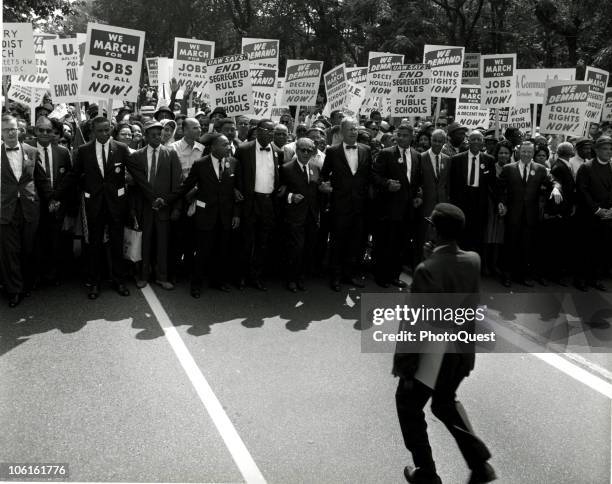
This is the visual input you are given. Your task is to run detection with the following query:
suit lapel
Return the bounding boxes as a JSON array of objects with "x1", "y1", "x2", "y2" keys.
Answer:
[{"x1": 1, "y1": 145, "x2": 18, "y2": 183}]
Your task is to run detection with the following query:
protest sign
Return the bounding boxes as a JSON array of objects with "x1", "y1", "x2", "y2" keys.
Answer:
[
  {"x1": 80, "y1": 23, "x2": 145, "y2": 102},
  {"x1": 3, "y1": 23, "x2": 36, "y2": 75},
  {"x1": 251, "y1": 66, "x2": 277, "y2": 117},
  {"x1": 539, "y1": 80, "x2": 590, "y2": 137},
  {"x1": 45, "y1": 38, "x2": 80, "y2": 102},
  {"x1": 480, "y1": 53, "x2": 516, "y2": 108},
  {"x1": 207, "y1": 54, "x2": 253, "y2": 116},
  {"x1": 146, "y1": 57, "x2": 159, "y2": 86},
  {"x1": 507, "y1": 106, "x2": 532, "y2": 132},
  {"x1": 390, "y1": 63, "x2": 431, "y2": 116},
  {"x1": 489, "y1": 107, "x2": 509, "y2": 128},
  {"x1": 7, "y1": 84, "x2": 44, "y2": 108},
  {"x1": 241, "y1": 38, "x2": 279, "y2": 70},
  {"x1": 281, "y1": 60, "x2": 323, "y2": 106},
  {"x1": 462, "y1": 53, "x2": 480, "y2": 85},
  {"x1": 584, "y1": 66, "x2": 609, "y2": 126},
  {"x1": 602, "y1": 88, "x2": 612, "y2": 123},
  {"x1": 423, "y1": 45, "x2": 464, "y2": 98},
  {"x1": 514, "y1": 68, "x2": 575, "y2": 105},
  {"x1": 346, "y1": 67, "x2": 367, "y2": 86},
  {"x1": 172, "y1": 37, "x2": 215, "y2": 91},
  {"x1": 366, "y1": 52, "x2": 404, "y2": 99},
  {"x1": 156, "y1": 57, "x2": 172, "y2": 104},
  {"x1": 343, "y1": 81, "x2": 366, "y2": 118},
  {"x1": 455, "y1": 85, "x2": 490, "y2": 129},
  {"x1": 13, "y1": 34, "x2": 57, "y2": 89},
  {"x1": 324, "y1": 64, "x2": 348, "y2": 113}
]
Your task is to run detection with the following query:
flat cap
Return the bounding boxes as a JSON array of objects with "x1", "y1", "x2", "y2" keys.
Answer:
[
  {"x1": 574, "y1": 136, "x2": 593, "y2": 147},
  {"x1": 447, "y1": 122, "x2": 468, "y2": 135},
  {"x1": 595, "y1": 135, "x2": 612, "y2": 147},
  {"x1": 143, "y1": 120, "x2": 163, "y2": 132},
  {"x1": 154, "y1": 105, "x2": 175, "y2": 120}
]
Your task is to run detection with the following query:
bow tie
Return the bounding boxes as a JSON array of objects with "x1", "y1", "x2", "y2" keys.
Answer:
[
  {"x1": 5, "y1": 146, "x2": 19, "y2": 151},
  {"x1": 259, "y1": 146, "x2": 270, "y2": 152},
  {"x1": 345, "y1": 145, "x2": 357, "y2": 150}
]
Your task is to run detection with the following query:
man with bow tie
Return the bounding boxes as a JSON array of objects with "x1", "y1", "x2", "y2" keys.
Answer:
[
  {"x1": 321, "y1": 117, "x2": 372, "y2": 292},
  {"x1": 498, "y1": 141, "x2": 562, "y2": 287},
  {"x1": 1, "y1": 114, "x2": 54, "y2": 307},
  {"x1": 56, "y1": 116, "x2": 152, "y2": 299},
  {"x1": 131, "y1": 120, "x2": 182, "y2": 290},
  {"x1": 235, "y1": 118, "x2": 283, "y2": 291},
  {"x1": 160, "y1": 133, "x2": 241, "y2": 297},
  {"x1": 448, "y1": 131, "x2": 497, "y2": 257},
  {"x1": 372, "y1": 123, "x2": 422, "y2": 288}
]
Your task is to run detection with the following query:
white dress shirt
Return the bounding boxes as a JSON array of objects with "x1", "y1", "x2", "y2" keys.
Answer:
[
  {"x1": 399, "y1": 146, "x2": 411, "y2": 182},
  {"x1": 255, "y1": 140, "x2": 275, "y2": 194},
  {"x1": 569, "y1": 155, "x2": 587, "y2": 180},
  {"x1": 37, "y1": 142, "x2": 54, "y2": 186},
  {"x1": 426, "y1": 148, "x2": 441, "y2": 178},
  {"x1": 95, "y1": 140, "x2": 109, "y2": 176},
  {"x1": 5, "y1": 143, "x2": 23, "y2": 180},
  {"x1": 518, "y1": 160, "x2": 532, "y2": 182},
  {"x1": 171, "y1": 138, "x2": 204, "y2": 180},
  {"x1": 343, "y1": 142, "x2": 358, "y2": 175},
  {"x1": 466, "y1": 151, "x2": 480, "y2": 187},
  {"x1": 146, "y1": 145, "x2": 159, "y2": 181}
]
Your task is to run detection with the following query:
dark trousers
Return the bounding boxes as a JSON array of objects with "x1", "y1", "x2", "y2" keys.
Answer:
[
  {"x1": 285, "y1": 214, "x2": 317, "y2": 282},
  {"x1": 504, "y1": 216, "x2": 535, "y2": 281},
  {"x1": 580, "y1": 217, "x2": 612, "y2": 282},
  {"x1": 375, "y1": 216, "x2": 411, "y2": 283},
  {"x1": 395, "y1": 355, "x2": 491, "y2": 474},
  {"x1": 314, "y1": 200, "x2": 331, "y2": 272},
  {"x1": 242, "y1": 194, "x2": 275, "y2": 281},
  {"x1": 169, "y1": 211, "x2": 196, "y2": 281},
  {"x1": 34, "y1": 209, "x2": 65, "y2": 282},
  {"x1": 460, "y1": 188, "x2": 484, "y2": 255},
  {"x1": 541, "y1": 215, "x2": 575, "y2": 280},
  {"x1": 330, "y1": 213, "x2": 363, "y2": 280},
  {"x1": 0, "y1": 203, "x2": 37, "y2": 294},
  {"x1": 85, "y1": 204, "x2": 125, "y2": 285},
  {"x1": 140, "y1": 209, "x2": 170, "y2": 282},
  {"x1": 193, "y1": 219, "x2": 230, "y2": 287}
]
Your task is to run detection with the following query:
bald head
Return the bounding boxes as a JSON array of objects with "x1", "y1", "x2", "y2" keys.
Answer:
[
  {"x1": 182, "y1": 117, "x2": 202, "y2": 143},
  {"x1": 556, "y1": 142, "x2": 574, "y2": 160},
  {"x1": 295, "y1": 137, "x2": 316, "y2": 164}
]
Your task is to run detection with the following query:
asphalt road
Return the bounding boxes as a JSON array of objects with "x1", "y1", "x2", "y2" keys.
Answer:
[{"x1": 1, "y1": 275, "x2": 610, "y2": 483}]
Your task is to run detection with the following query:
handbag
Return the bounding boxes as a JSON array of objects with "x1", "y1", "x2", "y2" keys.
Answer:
[{"x1": 123, "y1": 227, "x2": 142, "y2": 262}]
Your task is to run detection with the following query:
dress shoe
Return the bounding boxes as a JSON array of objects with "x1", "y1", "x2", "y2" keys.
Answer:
[
  {"x1": 113, "y1": 283, "x2": 130, "y2": 296},
  {"x1": 468, "y1": 461, "x2": 497, "y2": 483},
  {"x1": 88, "y1": 285, "x2": 100, "y2": 300},
  {"x1": 156, "y1": 280, "x2": 175, "y2": 290},
  {"x1": 330, "y1": 279, "x2": 341, "y2": 292},
  {"x1": 403, "y1": 466, "x2": 442, "y2": 484},
  {"x1": 375, "y1": 279, "x2": 390, "y2": 288},
  {"x1": 251, "y1": 279, "x2": 267, "y2": 291},
  {"x1": 591, "y1": 280, "x2": 607, "y2": 291},
  {"x1": 190, "y1": 286, "x2": 201, "y2": 299},
  {"x1": 286, "y1": 281, "x2": 297, "y2": 293},
  {"x1": 391, "y1": 278, "x2": 408, "y2": 288},
  {"x1": 341, "y1": 276, "x2": 365, "y2": 288},
  {"x1": 8, "y1": 293, "x2": 22, "y2": 308},
  {"x1": 136, "y1": 280, "x2": 147, "y2": 288}
]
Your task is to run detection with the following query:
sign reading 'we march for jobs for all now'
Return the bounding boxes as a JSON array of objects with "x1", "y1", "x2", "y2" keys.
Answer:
[
  {"x1": 80, "y1": 23, "x2": 144, "y2": 102},
  {"x1": 480, "y1": 53, "x2": 516, "y2": 108},
  {"x1": 282, "y1": 60, "x2": 323, "y2": 106},
  {"x1": 173, "y1": 37, "x2": 215, "y2": 91}
]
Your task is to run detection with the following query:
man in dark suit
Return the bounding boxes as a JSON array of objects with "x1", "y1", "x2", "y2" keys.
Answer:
[
  {"x1": 415, "y1": 129, "x2": 449, "y2": 267},
  {"x1": 1, "y1": 114, "x2": 55, "y2": 307},
  {"x1": 498, "y1": 141, "x2": 561, "y2": 287},
  {"x1": 279, "y1": 138, "x2": 322, "y2": 292},
  {"x1": 56, "y1": 116, "x2": 152, "y2": 299},
  {"x1": 394, "y1": 203, "x2": 495, "y2": 484},
  {"x1": 371, "y1": 123, "x2": 421, "y2": 288},
  {"x1": 131, "y1": 121, "x2": 182, "y2": 290},
  {"x1": 321, "y1": 117, "x2": 372, "y2": 291},
  {"x1": 235, "y1": 118, "x2": 282, "y2": 291},
  {"x1": 576, "y1": 135, "x2": 612, "y2": 291},
  {"x1": 32, "y1": 116, "x2": 73, "y2": 286},
  {"x1": 160, "y1": 133, "x2": 240, "y2": 297},
  {"x1": 448, "y1": 131, "x2": 496, "y2": 256},
  {"x1": 543, "y1": 142, "x2": 577, "y2": 285}
]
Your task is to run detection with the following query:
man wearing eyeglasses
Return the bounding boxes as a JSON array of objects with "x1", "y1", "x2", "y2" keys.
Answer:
[
  {"x1": 1, "y1": 114, "x2": 55, "y2": 307},
  {"x1": 235, "y1": 118, "x2": 283, "y2": 290}
]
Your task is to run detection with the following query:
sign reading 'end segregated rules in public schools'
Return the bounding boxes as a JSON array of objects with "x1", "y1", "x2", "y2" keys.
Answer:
[
  {"x1": 480, "y1": 53, "x2": 517, "y2": 108},
  {"x1": 207, "y1": 54, "x2": 254, "y2": 116},
  {"x1": 282, "y1": 60, "x2": 323, "y2": 106},
  {"x1": 540, "y1": 80, "x2": 591, "y2": 137},
  {"x1": 173, "y1": 37, "x2": 215, "y2": 91},
  {"x1": 389, "y1": 63, "x2": 432, "y2": 116},
  {"x1": 80, "y1": 23, "x2": 144, "y2": 102},
  {"x1": 423, "y1": 45, "x2": 464, "y2": 99}
]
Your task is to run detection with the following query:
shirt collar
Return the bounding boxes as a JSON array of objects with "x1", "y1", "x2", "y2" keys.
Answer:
[
  {"x1": 256, "y1": 140, "x2": 270, "y2": 151},
  {"x1": 558, "y1": 157, "x2": 571, "y2": 169},
  {"x1": 597, "y1": 158, "x2": 611, "y2": 166},
  {"x1": 211, "y1": 154, "x2": 220, "y2": 164},
  {"x1": 433, "y1": 243, "x2": 452, "y2": 253},
  {"x1": 96, "y1": 140, "x2": 108, "y2": 148},
  {"x1": 468, "y1": 151, "x2": 480, "y2": 160},
  {"x1": 37, "y1": 142, "x2": 50, "y2": 152},
  {"x1": 343, "y1": 141, "x2": 357, "y2": 149}
]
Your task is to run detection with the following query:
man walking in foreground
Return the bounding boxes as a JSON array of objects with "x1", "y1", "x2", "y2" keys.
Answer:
[{"x1": 394, "y1": 203, "x2": 496, "y2": 484}]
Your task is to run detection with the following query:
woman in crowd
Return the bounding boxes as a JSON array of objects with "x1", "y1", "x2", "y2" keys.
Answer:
[
  {"x1": 415, "y1": 130, "x2": 431, "y2": 153},
  {"x1": 160, "y1": 119, "x2": 177, "y2": 145}
]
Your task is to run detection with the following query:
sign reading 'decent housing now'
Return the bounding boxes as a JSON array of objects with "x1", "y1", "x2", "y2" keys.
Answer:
[
  {"x1": 80, "y1": 23, "x2": 144, "y2": 102},
  {"x1": 281, "y1": 60, "x2": 323, "y2": 106}
]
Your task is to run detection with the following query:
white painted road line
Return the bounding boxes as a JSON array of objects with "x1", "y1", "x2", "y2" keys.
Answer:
[{"x1": 140, "y1": 285, "x2": 266, "y2": 484}]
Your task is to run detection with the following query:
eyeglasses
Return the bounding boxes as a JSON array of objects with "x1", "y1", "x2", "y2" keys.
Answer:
[
  {"x1": 258, "y1": 127, "x2": 274, "y2": 133},
  {"x1": 2, "y1": 127, "x2": 18, "y2": 132}
]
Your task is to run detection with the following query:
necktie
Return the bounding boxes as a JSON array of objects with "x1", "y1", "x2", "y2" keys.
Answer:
[
  {"x1": 345, "y1": 145, "x2": 357, "y2": 150},
  {"x1": 435, "y1": 154, "x2": 440, "y2": 179},
  {"x1": 44, "y1": 146, "x2": 51, "y2": 177},
  {"x1": 469, "y1": 156, "x2": 476, "y2": 186},
  {"x1": 260, "y1": 146, "x2": 270, "y2": 152},
  {"x1": 101, "y1": 144, "x2": 107, "y2": 171},
  {"x1": 523, "y1": 164, "x2": 528, "y2": 184},
  {"x1": 149, "y1": 147, "x2": 157, "y2": 183},
  {"x1": 5, "y1": 146, "x2": 19, "y2": 151},
  {"x1": 301, "y1": 163, "x2": 308, "y2": 183},
  {"x1": 218, "y1": 157, "x2": 223, "y2": 179}
]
